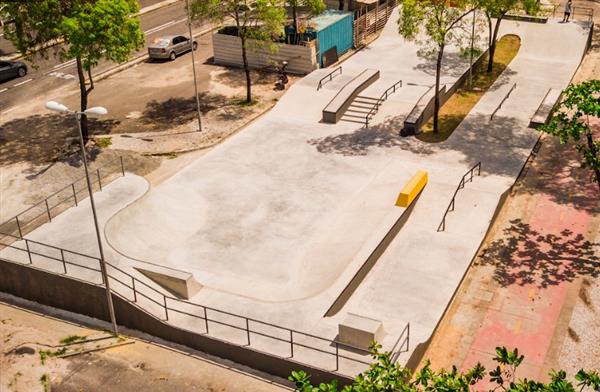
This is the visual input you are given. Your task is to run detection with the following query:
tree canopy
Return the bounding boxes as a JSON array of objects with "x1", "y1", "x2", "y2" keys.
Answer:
[
  {"x1": 540, "y1": 80, "x2": 600, "y2": 192},
  {"x1": 290, "y1": 344, "x2": 600, "y2": 391}
]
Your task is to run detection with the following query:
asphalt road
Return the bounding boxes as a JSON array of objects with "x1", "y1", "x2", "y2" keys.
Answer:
[{"x1": 0, "y1": 0, "x2": 205, "y2": 112}]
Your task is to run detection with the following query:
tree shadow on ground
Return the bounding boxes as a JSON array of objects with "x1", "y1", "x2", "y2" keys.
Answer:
[
  {"x1": 477, "y1": 218, "x2": 600, "y2": 288},
  {"x1": 0, "y1": 114, "x2": 120, "y2": 167},
  {"x1": 210, "y1": 67, "x2": 280, "y2": 87},
  {"x1": 141, "y1": 92, "x2": 228, "y2": 130},
  {"x1": 414, "y1": 50, "x2": 471, "y2": 79}
]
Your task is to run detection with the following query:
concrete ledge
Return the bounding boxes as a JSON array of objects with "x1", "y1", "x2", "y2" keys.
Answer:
[
  {"x1": 529, "y1": 88, "x2": 562, "y2": 128},
  {"x1": 396, "y1": 171, "x2": 428, "y2": 207},
  {"x1": 135, "y1": 265, "x2": 202, "y2": 300},
  {"x1": 338, "y1": 313, "x2": 384, "y2": 351},
  {"x1": 504, "y1": 13, "x2": 548, "y2": 23},
  {"x1": 322, "y1": 69, "x2": 380, "y2": 123}
]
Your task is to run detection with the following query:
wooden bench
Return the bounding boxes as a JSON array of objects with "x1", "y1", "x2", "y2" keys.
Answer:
[
  {"x1": 322, "y1": 69, "x2": 380, "y2": 124},
  {"x1": 396, "y1": 170, "x2": 428, "y2": 207},
  {"x1": 529, "y1": 88, "x2": 562, "y2": 128}
]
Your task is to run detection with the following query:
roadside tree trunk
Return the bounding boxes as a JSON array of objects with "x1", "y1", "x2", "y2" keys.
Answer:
[
  {"x1": 240, "y1": 35, "x2": 252, "y2": 102},
  {"x1": 75, "y1": 56, "x2": 89, "y2": 142},
  {"x1": 338, "y1": 0, "x2": 345, "y2": 10},
  {"x1": 292, "y1": 4, "x2": 298, "y2": 43},
  {"x1": 433, "y1": 43, "x2": 445, "y2": 133},
  {"x1": 487, "y1": 14, "x2": 505, "y2": 73},
  {"x1": 586, "y1": 132, "x2": 600, "y2": 192}
]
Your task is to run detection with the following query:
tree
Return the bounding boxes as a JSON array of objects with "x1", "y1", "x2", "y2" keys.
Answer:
[
  {"x1": 540, "y1": 80, "x2": 600, "y2": 192},
  {"x1": 479, "y1": 0, "x2": 519, "y2": 73},
  {"x1": 1, "y1": 0, "x2": 144, "y2": 142},
  {"x1": 287, "y1": 0, "x2": 326, "y2": 43},
  {"x1": 398, "y1": 0, "x2": 474, "y2": 133},
  {"x1": 192, "y1": 0, "x2": 286, "y2": 103},
  {"x1": 290, "y1": 343, "x2": 600, "y2": 391}
]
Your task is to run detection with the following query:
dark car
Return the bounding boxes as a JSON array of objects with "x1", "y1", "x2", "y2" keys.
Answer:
[
  {"x1": 148, "y1": 35, "x2": 197, "y2": 61},
  {"x1": 0, "y1": 60, "x2": 27, "y2": 82}
]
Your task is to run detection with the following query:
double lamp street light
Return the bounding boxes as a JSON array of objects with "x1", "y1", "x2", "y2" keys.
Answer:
[{"x1": 45, "y1": 101, "x2": 119, "y2": 335}]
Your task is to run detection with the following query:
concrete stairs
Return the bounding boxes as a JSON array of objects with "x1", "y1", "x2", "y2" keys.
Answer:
[{"x1": 340, "y1": 95, "x2": 379, "y2": 124}]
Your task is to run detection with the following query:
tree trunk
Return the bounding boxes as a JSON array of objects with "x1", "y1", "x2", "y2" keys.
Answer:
[
  {"x1": 433, "y1": 43, "x2": 444, "y2": 133},
  {"x1": 240, "y1": 35, "x2": 252, "y2": 102},
  {"x1": 75, "y1": 56, "x2": 89, "y2": 142},
  {"x1": 586, "y1": 132, "x2": 600, "y2": 192},
  {"x1": 338, "y1": 0, "x2": 345, "y2": 11},
  {"x1": 292, "y1": 4, "x2": 298, "y2": 43},
  {"x1": 487, "y1": 14, "x2": 504, "y2": 73}
]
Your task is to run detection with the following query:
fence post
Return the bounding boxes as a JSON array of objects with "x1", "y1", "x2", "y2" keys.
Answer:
[
  {"x1": 60, "y1": 249, "x2": 67, "y2": 274},
  {"x1": 478, "y1": 163, "x2": 481, "y2": 176},
  {"x1": 44, "y1": 199, "x2": 52, "y2": 222},
  {"x1": 164, "y1": 296, "x2": 169, "y2": 321},
  {"x1": 15, "y1": 216, "x2": 23, "y2": 239},
  {"x1": 290, "y1": 330, "x2": 294, "y2": 358},
  {"x1": 335, "y1": 342, "x2": 339, "y2": 371},
  {"x1": 97, "y1": 169, "x2": 102, "y2": 191},
  {"x1": 25, "y1": 239, "x2": 33, "y2": 264},
  {"x1": 204, "y1": 307, "x2": 209, "y2": 334},
  {"x1": 120, "y1": 156, "x2": 125, "y2": 176},
  {"x1": 246, "y1": 318, "x2": 250, "y2": 346},
  {"x1": 72, "y1": 183, "x2": 78, "y2": 206},
  {"x1": 132, "y1": 277, "x2": 137, "y2": 302}
]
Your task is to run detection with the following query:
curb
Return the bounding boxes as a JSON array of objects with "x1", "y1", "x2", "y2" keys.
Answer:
[{"x1": 0, "y1": 0, "x2": 183, "y2": 62}]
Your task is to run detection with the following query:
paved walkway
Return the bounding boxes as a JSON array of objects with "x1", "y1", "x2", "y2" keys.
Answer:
[{"x1": 0, "y1": 10, "x2": 592, "y2": 375}]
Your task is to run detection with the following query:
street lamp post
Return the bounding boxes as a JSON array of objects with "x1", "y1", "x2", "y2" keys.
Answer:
[
  {"x1": 45, "y1": 101, "x2": 119, "y2": 335},
  {"x1": 186, "y1": 0, "x2": 202, "y2": 132}
]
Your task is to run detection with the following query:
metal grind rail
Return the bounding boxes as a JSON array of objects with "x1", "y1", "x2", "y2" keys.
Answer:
[
  {"x1": 365, "y1": 80, "x2": 402, "y2": 127},
  {"x1": 317, "y1": 66, "x2": 343, "y2": 90},
  {"x1": 490, "y1": 83, "x2": 516, "y2": 121},
  {"x1": 0, "y1": 232, "x2": 410, "y2": 373},
  {"x1": 437, "y1": 162, "x2": 482, "y2": 232},
  {"x1": 0, "y1": 157, "x2": 126, "y2": 240}
]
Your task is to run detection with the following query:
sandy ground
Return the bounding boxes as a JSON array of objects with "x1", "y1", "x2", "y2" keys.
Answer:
[{"x1": 0, "y1": 297, "x2": 291, "y2": 392}]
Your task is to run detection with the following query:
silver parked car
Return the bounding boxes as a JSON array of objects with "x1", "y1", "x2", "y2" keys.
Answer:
[{"x1": 148, "y1": 35, "x2": 198, "y2": 61}]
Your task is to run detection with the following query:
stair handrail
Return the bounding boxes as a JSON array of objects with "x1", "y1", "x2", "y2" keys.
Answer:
[
  {"x1": 365, "y1": 80, "x2": 402, "y2": 127},
  {"x1": 317, "y1": 66, "x2": 343, "y2": 90},
  {"x1": 437, "y1": 162, "x2": 481, "y2": 232}
]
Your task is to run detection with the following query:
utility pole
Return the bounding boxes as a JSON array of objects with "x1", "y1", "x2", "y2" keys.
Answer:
[{"x1": 186, "y1": 0, "x2": 202, "y2": 132}]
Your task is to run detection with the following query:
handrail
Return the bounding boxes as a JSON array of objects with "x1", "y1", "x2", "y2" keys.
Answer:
[
  {"x1": 437, "y1": 162, "x2": 481, "y2": 232},
  {"x1": 390, "y1": 323, "x2": 410, "y2": 363},
  {"x1": 317, "y1": 66, "x2": 342, "y2": 90},
  {"x1": 490, "y1": 83, "x2": 516, "y2": 121},
  {"x1": 365, "y1": 80, "x2": 402, "y2": 127},
  {"x1": 0, "y1": 231, "x2": 411, "y2": 373},
  {"x1": 572, "y1": 6, "x2": 594, "y2": 23},
  {"x1": 0, "y1": 156, "x2": 125, "y2": 239}
]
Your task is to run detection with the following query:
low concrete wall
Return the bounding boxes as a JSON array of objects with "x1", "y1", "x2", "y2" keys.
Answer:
[
  {"x1": 0, "y1": 258, "x2": 353, "y2": 386},
  {"x1": 322, "y1": 69, "x2": 380, "y2": 123},
  {"x1": 212, "y1": 33, "x2": 318, "y2": 75}
]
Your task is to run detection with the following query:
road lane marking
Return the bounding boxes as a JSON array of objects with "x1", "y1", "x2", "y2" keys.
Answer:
[
  {"x1": 52, "y1": 59, "x2": 77, "y2": 70},
  {"x1": 13, "y1": 78, "x2": 33, "y2": 87},
  {"x1": 48, "y1": 71, "x2": 75, "y2": 80},
  {"x1": 144, "y1": 17, "x2": 187, "y2": 35},
  {"x1": 0, "y1": 88, "x2": 8, "y2": 93}
]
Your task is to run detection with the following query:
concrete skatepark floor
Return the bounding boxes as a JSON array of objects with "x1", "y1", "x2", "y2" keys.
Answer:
[{"x1": 0, "y1": 9, "x2": 593, "y2": 375}]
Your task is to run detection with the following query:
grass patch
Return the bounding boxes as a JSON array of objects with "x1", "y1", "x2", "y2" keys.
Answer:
[
  {"x1": 59, "y1": 334, "x2": 87, "y2": 345},
  {"x1": 95, "y1": 137, "x2": 112, "y2": 148},
  {"x1": 40, "y1": 374, "x2": 50, "y2": 392},
  {"x1": 230, "y1": 97, "x2": 258, "y2": 107},
  {"x1": 417, "y1": 34, "x2": 521, "y2": 143},
  {"x1": 39, "y1": 347, "x2": 67, "y2": 364}
]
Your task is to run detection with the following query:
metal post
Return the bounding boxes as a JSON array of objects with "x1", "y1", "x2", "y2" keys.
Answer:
[
  {"x1": 72, "y1": 183, "x2": 78, "y2": 206},
  {"x1": 246, "y1": 319, "x2": 250, "y2": 345},
  {"x1": 468, "y1": 8, "x2": 475, "y2": 89},
  {"x1": 186, "y1": 0, "x2": 202, "y2": 132},
  {"x1": 119, "y1": 156, "x2": 125, "y2": 176},
  {"x1": 290, "y1": 330, "x2": 294, "y2": 358},
  {"x1": 97, "y1": 169, "x2": 102, "y2": 191},
  {"x1": 132, "y1": 277, "x2": 137, "y2": 302},
  {"x1": 60, "y1": 249, "x2": 67, "y2": 274},
  {"x1": 335, "y1": 342, "x2": 339, "y2": 371},
  {"x1": 75, "y1": 112, "x2": 118, "y2": 335},
  {"x1": 204, "y1": 307, "x2": 209, "y2": 333},
  {"x1": 164, "y1": 296, "x2": 169, "y2": 320},
  {"x1": 44, "y1": 199, "x2": 52, "y2": 222},
  {"x1": 25, "y1": 239, "x2": 33, "y2": 264},
  {"x1": 15, "y1": 216, "x2": 23, "y2": 239}
]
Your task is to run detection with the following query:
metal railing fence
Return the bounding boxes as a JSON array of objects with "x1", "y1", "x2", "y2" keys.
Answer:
[
  {"x1": 437, "y1": 162, "x2": 482, "y2": 232},
  {"x1": 317, "y1": 66, "x2": 343, "y2": 90},
  {"x1": 0, "y1": 231, "x2": 411, "y2": 374},
  {"x1": 365, "y1": 80, "x2": 402, "y2": 127},
  {"x1": 0, "y1": 157, "x2": 125, "y2": 241}
]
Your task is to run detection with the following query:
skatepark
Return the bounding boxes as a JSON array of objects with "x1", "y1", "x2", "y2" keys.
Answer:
[{"x1": 0, "y1": 8, "x2": 592, "y2": 378}]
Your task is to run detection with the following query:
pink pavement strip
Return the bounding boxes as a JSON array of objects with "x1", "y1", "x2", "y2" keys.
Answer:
[{"x1": 461, "y1": 193, "x2": 592, "y2": 388}]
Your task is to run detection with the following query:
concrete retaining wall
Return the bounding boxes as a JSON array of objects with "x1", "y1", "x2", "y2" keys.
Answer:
[
  {"x1": 0, "y1": 258, "x2": 353, "y2": 386},
  {"x1": 212, "y1": 33, "x2": 318, "y2": 75}
]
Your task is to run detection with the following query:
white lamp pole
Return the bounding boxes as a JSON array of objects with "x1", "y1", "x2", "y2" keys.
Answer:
[
  {"x1": 45, "y1": 101, "x2": 118, "y2": 335},
  {"x1": 186, "y1": 0, "x2": 202, "y2": 132}
]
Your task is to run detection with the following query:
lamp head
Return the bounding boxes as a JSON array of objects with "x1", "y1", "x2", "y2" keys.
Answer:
[
  {"x1": 84, "y1": 106, "x2": 108, "y2": 117},
  {"x1": 45, "y1": 101, "x2": 70, "y2": 113}
]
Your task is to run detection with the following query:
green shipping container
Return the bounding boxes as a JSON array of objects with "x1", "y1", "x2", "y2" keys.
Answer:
[{"x1": 310, "y1": 10, "x2": 354, "y2": 67}]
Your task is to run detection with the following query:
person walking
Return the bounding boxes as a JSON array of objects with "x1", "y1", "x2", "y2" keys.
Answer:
[{"x1": 562, "y1": 0, "x2": 572, "y2": 22}]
